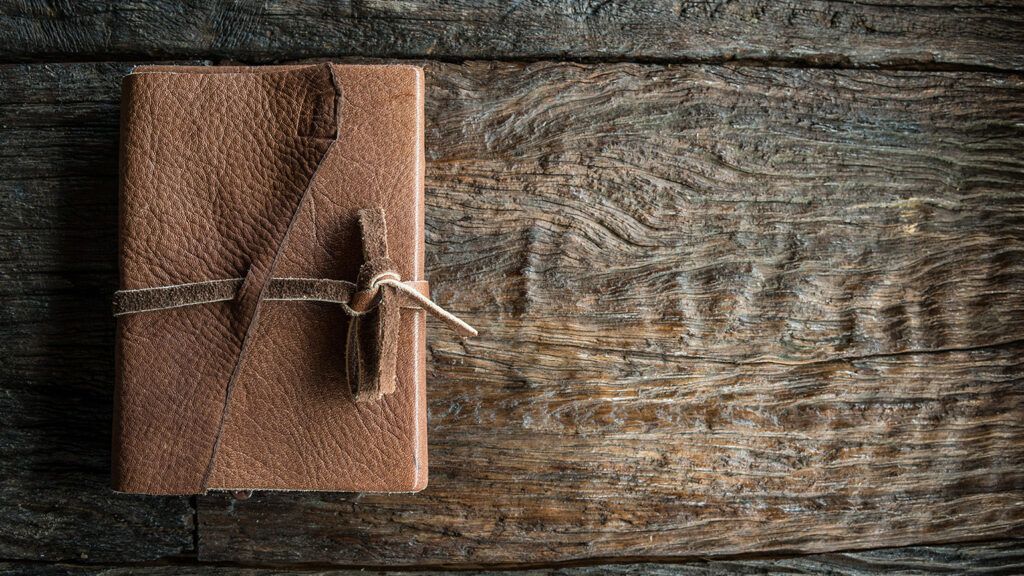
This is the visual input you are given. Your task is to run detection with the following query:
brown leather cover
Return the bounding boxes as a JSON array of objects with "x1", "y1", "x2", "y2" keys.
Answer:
[{"x1": 112, "y1": 63, "x2": 428, "y2": 495}]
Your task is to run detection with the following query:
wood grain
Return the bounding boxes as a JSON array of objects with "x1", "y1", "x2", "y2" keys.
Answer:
[
  {"x1": 195, "y1": 61, "x2": 1024, "y2": 564},
  {"x1": 1, "y1": 60, "x2": 1022, "y2": 567},
  {"x1": 2, "y1": 1, "x2": 1023, "y2": 70},
  {"x1": 3, "y1": 541, "x2": 1022, "y2": 574},
  {"x1": 0, "y1": 62, "x2": 196, "y2": 562}
]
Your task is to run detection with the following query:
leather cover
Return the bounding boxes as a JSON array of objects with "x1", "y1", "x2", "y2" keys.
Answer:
[{"x1": 112, "y1": 63, "x2": 428, "y2": 495}]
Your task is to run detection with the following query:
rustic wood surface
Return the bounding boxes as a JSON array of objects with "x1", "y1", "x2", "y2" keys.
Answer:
[
  {"x1": 2, "y1": 1, "x2": 1023, "y2": 573},
  {"x1": 196, "y1": 60, "x2": 1024, "y2": 564},
  {"x1": 2, "y1": 541, "x2": 1023, "y2": 575},
  {"x1": 2, "y1": 1, "x2": 1023, "y2": 70},
  {"x1": 2, "y1": 57, "x2": 1021, "y2": 569}
]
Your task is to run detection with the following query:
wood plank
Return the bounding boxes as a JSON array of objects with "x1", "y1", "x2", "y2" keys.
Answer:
[
  {"x1": 2, "y1": 1, "x2": 1023, "y2": 70},
  {"x1": 3, "y1": 541, "x2": 1022, "y2": 574},
  {"x1": 198, "y1": 61, "x2": 1024, "y2": 563},
  {"x1": 2, "y1": 61, "x2": 1022, "y2": 565},
  {"x1": 0, "y1": 62, "x2": 196, "y2": 561}
]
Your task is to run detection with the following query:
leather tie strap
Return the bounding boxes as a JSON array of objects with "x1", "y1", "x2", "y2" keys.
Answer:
[
  {"x1": 112, "y1": 207, "x2": 477, "y2": 403},
  {"x1": 348, "y1": 208, "x2": 430, "y2": 401}
]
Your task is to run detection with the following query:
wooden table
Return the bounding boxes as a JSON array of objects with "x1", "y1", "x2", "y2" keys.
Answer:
[{"x1": 2, "y1": 2, "x2": 1022, "y2": 573}]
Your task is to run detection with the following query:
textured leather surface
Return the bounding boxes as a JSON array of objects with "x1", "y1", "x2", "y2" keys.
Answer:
[{"x1": 112, "y1": 63, "x2": 427, "y2": 495}]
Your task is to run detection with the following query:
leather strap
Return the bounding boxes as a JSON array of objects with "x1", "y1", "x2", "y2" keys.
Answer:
[
  {"x1": 344, "y1": 207, "x2": 401, "y2": 401},
  {"x1": 112, "y1": 277, "x2": 433, "y2": 314},
  {"x1": 112, "y1": 207, "x2": 477, "y2": 403}
]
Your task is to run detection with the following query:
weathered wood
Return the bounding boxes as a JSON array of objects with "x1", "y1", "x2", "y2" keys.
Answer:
[
  {"x1": 0, "y1": 62, "x2": 196, "y2": 561},
  {"x1": 3, "y1": 541, "x2": 1023, "y2": 574},
  {"x1": 2, "y1": 1, "x2": 1024, "y2": 70},
  {"x1": 2, "y1": 61, "x2": 1022, "y2": 565},
  {"x1": 198, "y1": 61, "x2": 1024, "y2": 563}
]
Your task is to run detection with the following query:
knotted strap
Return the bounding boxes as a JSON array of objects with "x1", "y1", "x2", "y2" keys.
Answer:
[
  {"x1": 345, "y1": 208, "x2": 402, "y2": 401},
  {"x1": 112, "y1": 207, "x2": 477, "y2": 403}
]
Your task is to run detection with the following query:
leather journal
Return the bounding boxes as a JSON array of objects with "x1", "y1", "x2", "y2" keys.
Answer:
[{"x1": 111, "y1": 63, "x2": 474, "y2": 495}]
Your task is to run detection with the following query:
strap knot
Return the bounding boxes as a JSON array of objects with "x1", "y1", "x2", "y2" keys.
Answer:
[
  {"x1": 344, "y1": 256, "x2": 400, "y2": 315},
  {"x1": 111, "y1": 205, "x2": 477, "y2": 405},
  {"x1": 344, "y1": 208, "x2": 477, "y2": 403}
]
